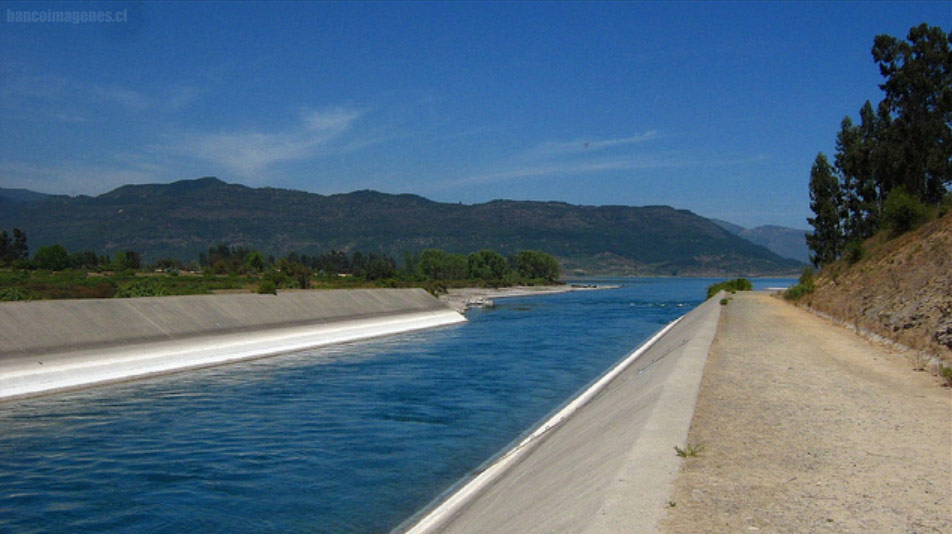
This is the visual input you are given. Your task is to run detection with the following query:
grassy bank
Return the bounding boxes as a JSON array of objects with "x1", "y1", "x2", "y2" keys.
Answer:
[{"x1": 0, "y1": 269, "x2": 560, "y2": 301}]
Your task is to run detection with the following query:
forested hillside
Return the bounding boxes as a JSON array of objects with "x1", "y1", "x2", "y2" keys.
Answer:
[{"x1": 0, "y1": 178, "x2": 801, "y2": 276}]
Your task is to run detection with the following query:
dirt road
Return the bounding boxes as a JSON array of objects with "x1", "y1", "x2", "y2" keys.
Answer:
[{"x1": 661, "y1": 292, "x2": 951, "y2": 533}]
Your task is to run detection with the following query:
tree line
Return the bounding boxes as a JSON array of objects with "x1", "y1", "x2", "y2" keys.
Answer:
[
  {"x1": 0, "y1": 229, "x2": 143, "y2": 271},
  {"x1": 197, "y1": 244, "x2": 560, "y2": 288},
  {"x1": 0, "y1": 229, "x2": 561, "y2": 289},
  {"x1": 0, "y1": 228, "x2": 28, "y2": 266},
  {"x1": 807, "y1": 23, "x2": 951, "y2": 267}
]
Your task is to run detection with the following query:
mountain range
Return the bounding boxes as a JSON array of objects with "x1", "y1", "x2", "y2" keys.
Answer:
[
  {"x1": 711, "y1": 219, "x2": 810, "y2": 264},
  {"x1": 0, "y1": 178, "x2": 804, "y2": 276}
]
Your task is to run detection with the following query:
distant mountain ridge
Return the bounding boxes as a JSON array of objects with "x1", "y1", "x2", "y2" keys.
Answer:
[
  {"x1": 711, "y1": 218, "x2": 810, "y2": 263},
  {"x1": 0, "y1": 187, "x2": 51, "y2": 204},
  {"x1": 0, "y1": 178, "x2": 804, "y2": 276}
]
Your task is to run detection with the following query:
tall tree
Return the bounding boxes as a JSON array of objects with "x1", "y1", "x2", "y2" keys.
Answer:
[
  {"x1": 856, "y1": 101, "x2": 886, "y2": 230},
  {"x1": 834, "y1": 102, "x2": 887, "y2": 240},
  {"x1": 0, "y1": 230, "x2": 9, "y2": 265},
  {"x1": 467, "y1": 249, "x2": 508, "y2": 281},
  {"x1": 834, "y1": 115, "x2": 864, "y2": 240},
  {"x1": 872, "y1": 23, "x2": 952, "y2": 203},
  {"x1": 33, "y1": 244, "x2": 71, "y2": 271},
  {"x1": 359, "y1": 253, "x2": 397, "y2": 280},
  {"x1": 512, "y1": 250, "x2": 561, "y2": 281},
  {"x1": 806, "y1": 153, "x2": 843, "y2": 267},
  {"x1": 11, "y1": 228, "x2": 28, "y2": 262}
]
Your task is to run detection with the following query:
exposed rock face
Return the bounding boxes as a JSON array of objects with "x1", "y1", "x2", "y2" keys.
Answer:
[
  {"x1": 801, "y1": 213, "x2": 952, "y2": 359},
  {"x1": 934, "y1": 311, "x2": 952, "y2": 351}
]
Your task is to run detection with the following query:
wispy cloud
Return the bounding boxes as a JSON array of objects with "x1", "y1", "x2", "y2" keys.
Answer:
[
  {"x1": 0, "y1": 65, "x2": 201, "y2": 122},
  {"x1": 86, "y1": 84, "x2": 199, "y2": 113},
  {"x1": 89, "y1": 85, "x2": 152, "y2": 111},
  {"x1": 449, "y1": 154, "x2": 671, "y2": 188},
  {"x1": 445, "y1": 131, "x2": 664, "y2": 188},
  {"x1": 463, "y1": 159, "x2": 641, "y2": 184},
  {"x1": 447, "y1": 128, "x2": 770, "y2": 189},
  {"x1": 162, "y1": 106, "x2": 367, "y2": 176},
  {"x1": 528, "y1": 131, "x2": 659, "y2": 157}
]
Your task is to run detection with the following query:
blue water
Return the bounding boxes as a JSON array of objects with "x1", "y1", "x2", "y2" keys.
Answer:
[{"x1": 0, "y1": 278, "x2": 791, "y2": 533}]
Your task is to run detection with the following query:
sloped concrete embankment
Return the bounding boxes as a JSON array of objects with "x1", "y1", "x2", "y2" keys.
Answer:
[
  {"x1": 0, "y1": 289, "x2": 465, "y2": 401},
  {"x1": 401, "y1": 293, "x2": 722, "y2": 534}
]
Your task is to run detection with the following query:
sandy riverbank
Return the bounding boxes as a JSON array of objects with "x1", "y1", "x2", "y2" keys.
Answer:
[
  {"x1": 661, "y1": 292, "x2": 951, "y2": 532},
  {"x1": 439, "y1": 283, "x2": 618, "y2": 313}
]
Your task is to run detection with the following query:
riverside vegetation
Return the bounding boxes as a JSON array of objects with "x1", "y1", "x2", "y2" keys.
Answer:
[
  {"x1": 0, "y1": 231, "x2": 560, "y2": 301},
  {"x1": 791, "y1": 23, "x2": 952, "y2": 376},
  {"x1": 805, "y1": 23, "x2": 950, "y2": 268},
  {"x1": 705, "y1": 278, "x2": 753, "y2": 300}
]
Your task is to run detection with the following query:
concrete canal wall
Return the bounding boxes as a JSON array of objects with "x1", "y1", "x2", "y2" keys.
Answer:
[
  {"x1": 401, "y1": 292, "x2": 723, "y2": 534},
  {"x1": 0, "y1": 289, "x2": 465, "y2": 401}
]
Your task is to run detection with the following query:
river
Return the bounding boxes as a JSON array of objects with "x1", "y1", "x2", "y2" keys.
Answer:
[{"x1": 0, "y1": 278, "x2": 791, "y2": 533}]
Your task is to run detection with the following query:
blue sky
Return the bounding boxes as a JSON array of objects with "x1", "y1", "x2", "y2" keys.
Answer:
[{"x1": 0, "y1": 1, "x2": 948, "y2": 228}]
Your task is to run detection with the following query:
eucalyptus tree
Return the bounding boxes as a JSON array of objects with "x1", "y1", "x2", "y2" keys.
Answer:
[{"x1": 806, "y1": 153, "x2": 843, "y2": 267}]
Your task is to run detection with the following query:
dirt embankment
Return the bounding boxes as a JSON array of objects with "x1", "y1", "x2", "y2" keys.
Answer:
[{"x1": 800, "y1": 213, "x2": 951, "y2": 362}]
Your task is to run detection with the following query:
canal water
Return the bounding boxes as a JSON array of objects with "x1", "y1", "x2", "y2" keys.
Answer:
[{"x1": 0, "y1": 278, "x2": 791, "y2": 533}]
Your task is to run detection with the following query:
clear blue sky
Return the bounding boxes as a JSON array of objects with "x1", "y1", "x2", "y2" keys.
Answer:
[{"x1": 0, "y1": 1, "x2": 948, "y2": 228}]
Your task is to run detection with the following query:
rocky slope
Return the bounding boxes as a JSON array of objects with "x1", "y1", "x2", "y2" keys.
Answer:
[{"x1": 800, "y1": 213, "x2": 951, "y2": 360}]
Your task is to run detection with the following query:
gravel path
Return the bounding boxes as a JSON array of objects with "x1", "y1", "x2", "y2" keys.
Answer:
[{"x1": 661, "y1": 292, "x2": 951, "y2": 533}]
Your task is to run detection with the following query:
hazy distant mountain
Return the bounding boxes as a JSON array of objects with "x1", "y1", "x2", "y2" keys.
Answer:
[
  {"x1": 0, "y1": 177, "x2": 804, "y2": 276},
  {"x1": 711, "y1": 218, "x2": 810, "y2": 264},
  {"x1": 0, "y1": 187, "x2": 51, "y2": 204}
]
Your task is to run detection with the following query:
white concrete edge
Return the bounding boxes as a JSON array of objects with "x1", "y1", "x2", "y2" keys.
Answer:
[
  {"x1": 605, "y1": 295, "x2": 723, "y2": 534},
  {"x1": 1, "y1": 309, "x2": 466, "y2": 401},
  {"x1": 402, "y1": 314, "x2": 685, "y2": 534}
]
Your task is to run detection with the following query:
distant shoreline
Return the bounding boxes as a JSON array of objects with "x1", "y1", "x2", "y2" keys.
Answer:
[{"x1": 438, "y1": 283, "x2": 619, "y2": 313}]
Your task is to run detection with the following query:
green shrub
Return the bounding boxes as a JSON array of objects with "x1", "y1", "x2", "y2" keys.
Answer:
[
  {"x1": 706, "y1": 278, "x2": 752, "y2": 299},
  {"x1": 719, "y1": 298, "x2": 730, "y2": 306},
  {"x1": 783, "y1": 267, "x2": 815, "y2": 300},
  {"x1": 424, "y1": 281, "x2": 447, "y2": 296},
  {"x1": 798, "y1": 267, "x2": 814, "y2": 287},
  {"x1": 33, "y1": 244, "x2": 71, "y2": 271},
  {"x1": 0, "y1": 287, "x2": 36, "y2": 301},
  {"x1": 940, "y1": 365, "x2": 952, "y2": 388},
  {"x1": 113, "y1": 279, "x2": 168, "y2": 298},
  {"x1": 263, "y1": 268, "x2": 290, "y2": 288},
  {"x1": 882, "y1": 188, "x2": 929, "y2": 236},
  {"x1": 844, "y1": 239, "x2": 865, "y2": 265},
  {"x1": 257, "y1": 279, "x2": 277, "y2": 295},
  {"x1": 783, "y1": 284, "x2": 811, "y2": 300},
  {"x1": 674, "y1": 443, "x2": 705, "y2": 457}
]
